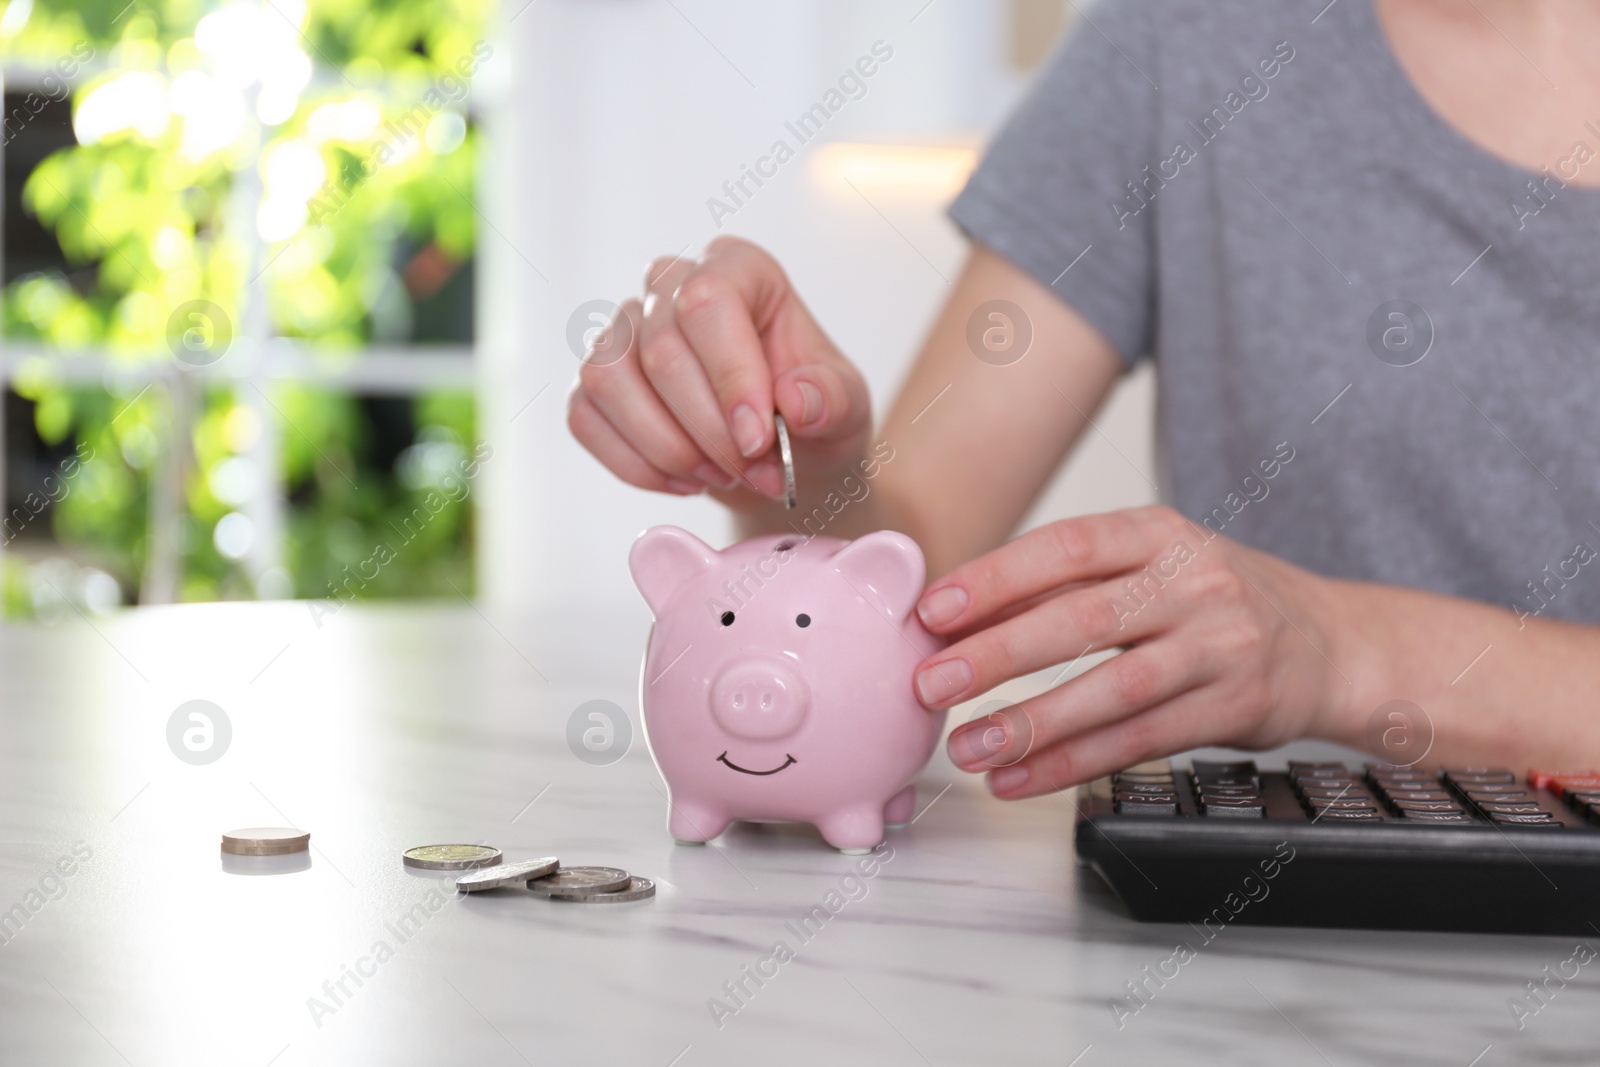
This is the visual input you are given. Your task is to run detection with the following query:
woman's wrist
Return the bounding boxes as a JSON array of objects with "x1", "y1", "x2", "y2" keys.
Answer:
[{"x1": 1302, "y1": 574, "x2": 1384, "y2": 751}]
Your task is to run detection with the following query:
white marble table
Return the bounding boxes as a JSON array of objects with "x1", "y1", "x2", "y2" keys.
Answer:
[{"x1": 0, "y1": 602, "x2": 1594, "y2": 1066}]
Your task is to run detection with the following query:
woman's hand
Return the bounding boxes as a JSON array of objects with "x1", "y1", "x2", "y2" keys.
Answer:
[
  {"x1": 567, "y1": 236, "x2": 872, "y2": 511},
  {"x1": 913, "y1": 505, "x2": 1353, "y2": 797}
]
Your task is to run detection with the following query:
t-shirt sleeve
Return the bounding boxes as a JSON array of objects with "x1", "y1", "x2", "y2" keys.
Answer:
[{"x1": 948, "y1": 0, "x2": 1158, "y2": 367}]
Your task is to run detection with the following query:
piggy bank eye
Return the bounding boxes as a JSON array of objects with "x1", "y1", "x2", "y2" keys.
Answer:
[
  {"x1": 795, "y1": 613, "x2": 811, "y2": 628},
  {"x1": 720, "y1": 611, "x2": 735, "y2": 626}
]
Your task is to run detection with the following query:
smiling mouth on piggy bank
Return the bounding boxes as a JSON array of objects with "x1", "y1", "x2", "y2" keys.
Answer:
[{"x1": 716, "y1": 752, "x2": 798, "y2": 776}]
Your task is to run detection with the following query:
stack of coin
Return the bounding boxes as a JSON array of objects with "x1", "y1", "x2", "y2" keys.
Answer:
[
  {"x1": 526, "y1": 866, "x2": 655, "y2": 903},
  {"x1": 402, "y1": 844, "x2": 655, "y2": 903}
]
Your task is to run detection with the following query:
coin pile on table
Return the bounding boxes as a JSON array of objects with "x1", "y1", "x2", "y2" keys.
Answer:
[{"x1": 403, "y1": 844, "x2": 655, "y2": 903}]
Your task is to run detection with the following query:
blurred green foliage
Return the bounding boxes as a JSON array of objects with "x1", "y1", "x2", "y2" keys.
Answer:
[{"x1": 0, "y1": 0, "x2": 491, "y2": 616}]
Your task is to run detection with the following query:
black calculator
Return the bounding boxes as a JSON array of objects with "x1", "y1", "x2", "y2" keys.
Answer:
[{"x1": 1074, "y1": 759, "x2": 1600, "y2": 934}]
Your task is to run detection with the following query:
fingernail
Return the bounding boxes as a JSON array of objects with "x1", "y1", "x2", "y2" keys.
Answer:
[
  {"x1": 744, "y1": 461, "x2": 785, "y2": 500},
  {"x1": 915, "y1": 657, "x2": 972, "y2": 707},
  {"x1": 989, "y1": 764, "x2": 1028, "y2": 794},
  {"x1": 731, "y1": 404, "x2": 765, "y2": 457},
  {"x1": 796, "y1": 381, "x2": 823, "y2": 426},
  {"x1": 949, "y1": 723, "x2": 1007, "y2": 768},
  {"x1": 665, "y1": 477, "x2": 703, "y2": 495},
  {"x1": 694, "y1": 462, "x2": 738, "y2": 489},
  {"x1": 917, "y1": 585, "x2": 968, "y2": 629}
]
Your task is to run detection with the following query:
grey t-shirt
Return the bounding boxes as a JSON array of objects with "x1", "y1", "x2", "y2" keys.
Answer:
[{"x1": 949, "y1": 0, "x2": 1600, "y2": 624}]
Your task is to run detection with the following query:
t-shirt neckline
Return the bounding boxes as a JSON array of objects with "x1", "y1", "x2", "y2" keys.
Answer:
[{"x1": 1353, "y1": 0, "x2": 1600, "y2": 197}]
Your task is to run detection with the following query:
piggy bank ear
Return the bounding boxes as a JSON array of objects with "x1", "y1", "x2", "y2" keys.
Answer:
[
  {"x1": 831, "y1": 531, "x2": 927, "y2": 621},
  {"x1": 630, "y1": 526, "x2": 716, "y2": 616}
]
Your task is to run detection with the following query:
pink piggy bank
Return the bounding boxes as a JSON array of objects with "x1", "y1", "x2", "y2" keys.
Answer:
[{"x1": 629, "y1": 526, "x2": 946, "y2": 853}]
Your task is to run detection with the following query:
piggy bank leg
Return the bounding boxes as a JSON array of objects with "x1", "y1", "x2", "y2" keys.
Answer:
[
  {"x1": 883, "y1": 784, "x2": 916, "y2": 829},
  {"x1": 817, "y1": 804, "x2": 886, "y2": 854},
  {"x1": 667, "y1": 798, "x2": 731, "y2": 845}
]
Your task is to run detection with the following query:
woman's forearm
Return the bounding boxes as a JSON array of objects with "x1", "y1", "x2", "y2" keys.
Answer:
[{"x1": 1322, "y1": 577, "x2": 1600, "y2": 770}]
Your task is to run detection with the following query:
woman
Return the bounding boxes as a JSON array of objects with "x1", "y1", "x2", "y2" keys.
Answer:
[{"x1": 567, "y1": 0, "x2": 1600, "y2": 799}]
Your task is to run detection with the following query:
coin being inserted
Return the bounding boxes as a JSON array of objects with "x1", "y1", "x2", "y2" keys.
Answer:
[
  {"x1": 526, "y1": 866, "x2": 632, "y2": 897},
  {"x1": 774, "y1": 412, "x2": 796, "y2": 509},
  {"x1": 403, "y1": 844, "x2": 502, "y2": 871},
  {"x1": 221, "y1": 827, "x2": 309, "y2": 856},
  {"x1": 455, "y1": 857, "x2": 560, "y2": 892}
]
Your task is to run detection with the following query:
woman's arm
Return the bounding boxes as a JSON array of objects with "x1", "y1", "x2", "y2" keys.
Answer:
[
  {"x1": 913, "y1": 506, "x2": 1600, "y2": 799},
  {"x1": 1333, "y1": 578, "x2": 1600, "y2": 773}
]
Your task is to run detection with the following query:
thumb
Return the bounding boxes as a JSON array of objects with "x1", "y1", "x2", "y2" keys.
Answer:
[{"x1": 773, "y1": 362, "x2": 869, "y2": 444}]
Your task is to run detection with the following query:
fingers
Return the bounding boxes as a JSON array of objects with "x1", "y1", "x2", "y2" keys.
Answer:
[
  {"x1": 577, "y1": 300, "x2": 735, "y2": 491},
  {"x1": 914, "y1": 578, "x2": 1184, "y2": 709},
  {"x1": 566, "y1": 390, "x2": 703, "y2": 496},
  {"x1": 569, "y1": 237, "x2": 865, "y2": 504},
  {"x1": 944, "y1": 641, "x2": 1209, "y2": 773},
  {"x1": 637, "y1": 256, "x2": 777, "y2": 495},
  {"x1": 673, "y1": 239, "x2": 786, "y2": 457},
  {"x1": 915, "y1": 507, "x2": 1202, "y2": 633},
  {"x1": 983, "y1": 686, "x2": 1231, "y2": 799}
]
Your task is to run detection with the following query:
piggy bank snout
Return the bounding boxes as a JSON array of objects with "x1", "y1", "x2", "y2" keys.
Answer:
[{"x1": 710, "y1": 658, "x2": 810, "y2": 740}]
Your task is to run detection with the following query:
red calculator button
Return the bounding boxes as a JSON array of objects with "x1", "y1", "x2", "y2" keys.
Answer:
[{"x1": 1527, "y1": 770, "x2": 1600, "y2": 796}]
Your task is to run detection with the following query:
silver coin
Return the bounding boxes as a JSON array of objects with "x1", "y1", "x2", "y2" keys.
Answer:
[
  {"x1": 774, "y1": 412, "x2": 796, "y2": 509},
  {"x1": 403, "y1": 844, "x2": 503, "y2": 871},
  {"x1": 221, "y1": 827, "x2": 309, "y2": 856},
  {"x1": 550, "y1": 875, "x2": 656, "y2": 904},
  {"x1": 526, "y1": 866, "x2": 631, "y2": 897},
  {"x1": 455, "y1": 857, "x2": 560, "y2": 892}
]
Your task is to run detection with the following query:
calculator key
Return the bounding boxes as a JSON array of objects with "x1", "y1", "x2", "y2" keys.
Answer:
[
  {"x1": 1569, "y1": 799, "x2": 1600, "y2": 824},
  {"x1": 1201, "y1": 801, "x2": 1265, "y2": 819},
  {"x1": 1398, "y1": 810, "x2": 1475, "y2": 823},
  {"x1": 1292, "y1": 767, "x2": 1356, "y2": 780},
  {"x1": 1476, "y1": 802, "x2": 1546, "y2": 815},
  {"x1": 1299, "y1": 780, "x2": 1363, "y2": 796},
  {"x1": 1464, "y1": 792, "x2": 1529, "y2": 806},
  {"x1": 1488, "y1": 812, "x2": 1560, "y2": 827},
  {"x1": 1313, "y1": 810, "x2": 1383, "y2": 822},
  {"x1": 1196, "y1": 776, "x2": 1260, "y2": 789},
  {"x1": 1116, "y1": 791, "x2": 1179, "y2": 806},
  {"x1": 1191, "y1": 760, "x2": 1258, "y2": 778},
  {"x1": 1123, "y1": 759, "x2": 1174, "y2": 775},
  {"x1": 1200, "y1": 793, "x2": 1263, "y2": 807},
  {"x1": 1370, "y1": 778, "x2": 1441, "y2": 792},
  {"x1": 1376, "y1": 789, "x2": 1454, "y2": 803},
  {"x1": 1114, "y1": 798, "x2": 1179, "y2": 816},
  {"x1": 1565, "y1": 792, "x2": 1600, "y2": 815},
  {"x1": 1309, "y1": 800, "x2": 1377, "y2": 813},
  {"x1": 1369, "y1": 767, "x2": 1438, "y2": 779},
  {"x1": 1528, "y1": 772, "x2": 1600, "y2": 797},
  {"x1": 1199, "y1": 785, "x2": 1262, "y2": 799},
  {"x1": 1114, "y1": 772, "x2": 1176, "y2": 784},
  {"x1": 1460, "y1": 784, "x2": 1527, "y2": 796},
  {"x1": 1393, "y1": 800, "x2": 1464, "y2": 814},
  {"x1": 1117, "y1": 781, "x2": 1181, "y2": 795},
  {"x1": 1444, "y1": 768, "x2": 1516, "y2": 784}
]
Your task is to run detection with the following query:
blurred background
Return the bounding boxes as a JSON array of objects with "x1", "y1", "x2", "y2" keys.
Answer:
[{"x1": 0, "y1": 0, "x2": 1155, "y2": 623}]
